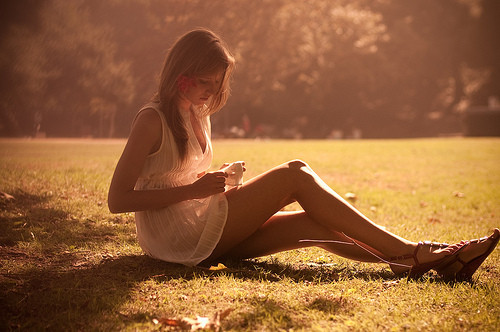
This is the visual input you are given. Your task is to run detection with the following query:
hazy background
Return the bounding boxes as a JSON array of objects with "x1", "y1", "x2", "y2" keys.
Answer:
[{"x1": 1, "y1": 0, "x2": 499, "y2": 139}]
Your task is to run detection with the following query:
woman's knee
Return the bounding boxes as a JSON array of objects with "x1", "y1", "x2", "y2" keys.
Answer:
[
  {"x1": 277, "y1": 159, "x2": 310, "y2": 173},
  {"x1": 276, "y1": 159, "x2": 316, "y2": 189},
  {"x1": 286, "y1": 159, "x2": 314, "y2": 177}
]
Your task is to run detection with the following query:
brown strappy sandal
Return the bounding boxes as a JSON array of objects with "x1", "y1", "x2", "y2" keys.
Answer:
[
  {"x1": 388, "y1": 241, "x2": 456, "y2": 278},
  {"x1": 334, "y1": 234, "x2": 461, "y2": 279},
  {"x1": 435, "y1": 228, "x2": 500, "y2": 281}
]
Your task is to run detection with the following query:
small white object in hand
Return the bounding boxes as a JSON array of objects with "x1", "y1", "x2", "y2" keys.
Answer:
[{"x1": 222, "y1": 161, "x2": 244, "y2": 187}]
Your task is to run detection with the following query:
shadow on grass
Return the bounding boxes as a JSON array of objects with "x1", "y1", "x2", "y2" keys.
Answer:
[
  {"x1": 0, "y1": 189, "x2": 131, "y2": 250},
  {"x1": 2, "y1": 249, "x2": 480, "y2": 330},
  {"x1": 0, "y1": 189, "x2": 53, "y2": 246},
  {"x1": 1, "y1": 252, "x2": 401, "y2": 330}
]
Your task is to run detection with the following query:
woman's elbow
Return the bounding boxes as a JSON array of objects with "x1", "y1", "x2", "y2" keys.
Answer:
[
  {"x1": 107, "y1": 192, "x2": 124, "y2": 214},
  {"x1": 108, "y1": 202, "x2": 120, "y2": 214},
  {"x1": 107, "y1": 200, "x2": 119, "y2": 214}
]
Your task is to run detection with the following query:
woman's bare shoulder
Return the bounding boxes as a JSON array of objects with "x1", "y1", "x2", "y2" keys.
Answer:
[
  {"x1": 134, "y1": 107, "x2": 162, "y2": 128},
  {"x1": 128, "y1": 108, "x2": 163, "y2": 154}
]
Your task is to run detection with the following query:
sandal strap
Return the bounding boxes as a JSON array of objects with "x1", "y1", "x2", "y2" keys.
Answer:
[
  {"x1": 434, "y1": 240, "x2": 471, "y2": 271},
  {"x1": 338, "y1": 233, "x2": 413, "y2": 268},
  {"x1": 387, "y1": 241, "x2": 449, "y2": 265},
  {"x1": 468, "y1": 236, "x2": 488, "y2": 244}
]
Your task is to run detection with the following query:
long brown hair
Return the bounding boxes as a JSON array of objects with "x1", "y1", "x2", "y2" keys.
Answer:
[{"x1": 153, "y1": 28, "x2": 235, "y2": 160}]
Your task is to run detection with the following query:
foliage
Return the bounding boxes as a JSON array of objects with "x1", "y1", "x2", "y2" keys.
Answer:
[
  {"x1": 0, "y1": 0, "x2": 499, "y2": 138},
  {"x1": 0, "y1": 138, "x2": 499, "y2": 330},
  {"x1": 1, "y1": 1, "x2": 136, "y2": 137}
]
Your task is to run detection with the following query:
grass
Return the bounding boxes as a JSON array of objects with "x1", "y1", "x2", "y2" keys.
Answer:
[{"x1": 1, "y1": 137, "x2": 499, "y2": 331}]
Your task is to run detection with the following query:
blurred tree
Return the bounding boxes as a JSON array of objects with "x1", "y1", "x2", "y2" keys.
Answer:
[
  {"x1": 179, "y1": 0, "x2": 389, "y2": 137},
  {"x1": 1, "y1": 0, "x2": 497, "y2": 138},
  {"x1": 1, "y1": 0, "x2": 135, "y2": 137},
  {"x1": 0, "y1": 0, "x2": 44, "y2": 136},
  {"x1": 369, "y1": 0, "x2": 489, "y2": 136},
  {"x1": 468, "y1": 0, "x2": 500, "y2": 105}
]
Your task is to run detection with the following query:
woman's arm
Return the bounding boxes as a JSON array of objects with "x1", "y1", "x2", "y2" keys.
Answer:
[{"x1": 107, "y1": 109, "x2": 226, "y2": 213}]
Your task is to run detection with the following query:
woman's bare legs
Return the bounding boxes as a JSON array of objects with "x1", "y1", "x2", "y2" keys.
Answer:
[
  {"x1": 206, "y1": 160, "x2": 496, "y2": 273},
  {"x1": 225, "y1": 210, "x2": 382, "y2": 262},
  {"x1": 208, "y1": 160, "x2": 412, "y2": 259}
]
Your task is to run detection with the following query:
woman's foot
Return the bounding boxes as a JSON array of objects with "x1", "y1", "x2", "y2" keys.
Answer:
[
  {"x1": 389, "y1": 241, "x2": 455, "y2": 278},
  {"x1": 435, "y1": 228, "x2": 500, "y2": 281}
]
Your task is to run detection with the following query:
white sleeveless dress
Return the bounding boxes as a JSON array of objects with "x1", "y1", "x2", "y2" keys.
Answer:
[{"x1": 133, "y1": 102, "x2": 228, "y2": 266}]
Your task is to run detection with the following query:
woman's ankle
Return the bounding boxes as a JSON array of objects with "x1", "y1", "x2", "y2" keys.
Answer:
[{"x1": 384, "y1": 242, "x2": 417, "y2": 261}]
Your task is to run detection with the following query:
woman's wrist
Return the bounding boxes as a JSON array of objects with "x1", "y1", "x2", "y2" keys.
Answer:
[{"x1": 172, "y1": 184, "x2": 197, "y2": 202}]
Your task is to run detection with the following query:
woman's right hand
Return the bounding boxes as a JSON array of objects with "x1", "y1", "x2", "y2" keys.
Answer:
[{"x1": 190, "y1": 171, "x2": 227, "y2": 198}]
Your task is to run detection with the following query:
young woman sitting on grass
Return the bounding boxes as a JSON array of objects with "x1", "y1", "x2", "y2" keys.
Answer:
[{"x1": 108, "y1": 28, "x2": 499, "y2": 280}]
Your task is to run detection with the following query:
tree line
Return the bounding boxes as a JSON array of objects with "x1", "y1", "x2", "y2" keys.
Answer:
[{"x1": 1, "y1": 0, "x2": 498, "y2": 138}]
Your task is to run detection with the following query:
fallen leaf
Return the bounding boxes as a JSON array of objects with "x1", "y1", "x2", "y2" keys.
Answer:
[
  {"x1": 155, "y1": 317, "x2": 191, "y2": 329},
  {"x1": 212, "y1": 308, "x2": 233, "y2": 330},
  {"x1": 344, "y1": 192, "x2": 357, "y2": 202},
  {"x1": 383, "y1": 280, "x2": 400, "y2": 288},
  {"x1": 101, "y1": 252, "x2": 114, "y2": 261},
  {"x1": 0, "y1": 192, "x2": 15, "y2": 200},
  {"x1": 155, "y1": 309, "x2": 233, "y2": 331},
  {"x1": 186, "y1": 316, "x2": 210, "y2": 330},
  {"x1": 72, "y1": 261, "x2": 87, "y2": 267},
  {"x1": 428, "y1": 216, "x2": 441, "y2": 223},
  {"x1": 209, "y1": 263, "x2": 227, "y2": 271}
]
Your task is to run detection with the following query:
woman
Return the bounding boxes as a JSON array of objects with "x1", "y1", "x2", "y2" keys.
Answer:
[{"x1": 108, "y1": 28, "x2": 498, "y2": 280}]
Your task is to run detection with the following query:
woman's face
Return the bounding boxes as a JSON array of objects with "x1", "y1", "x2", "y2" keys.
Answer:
[{"x1": 181, "y1": 71, "x2": 224, "y2": 106}]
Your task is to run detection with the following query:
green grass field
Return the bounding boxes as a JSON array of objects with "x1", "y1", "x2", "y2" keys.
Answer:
[{"x1": 1, "y1": 138, "x2": 499, "y2": 331}]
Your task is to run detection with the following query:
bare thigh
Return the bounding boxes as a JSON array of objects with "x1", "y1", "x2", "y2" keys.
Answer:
[
  {"x1": 205, "y1": 160, "x2": 383, "y2": 263},
  {"x1": 219, "y1": 210, "x2": 381, "y2": 263},
  {"x1": 207, "y1": 161, "x2": 304, "y2": 259}
]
